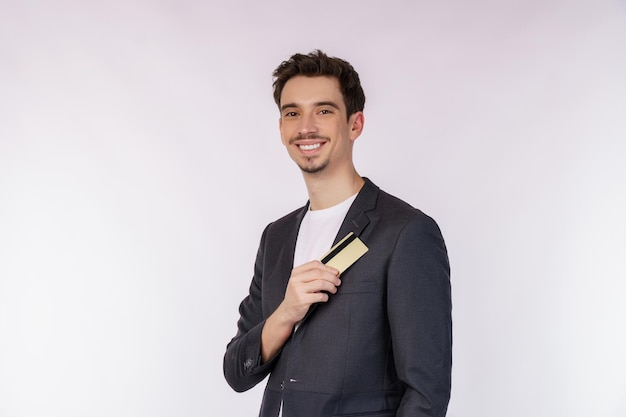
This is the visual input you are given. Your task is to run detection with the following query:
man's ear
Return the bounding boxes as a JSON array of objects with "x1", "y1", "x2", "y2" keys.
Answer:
[{"x1": 349, "y1": 112, "x2": 365, "y2": 141}]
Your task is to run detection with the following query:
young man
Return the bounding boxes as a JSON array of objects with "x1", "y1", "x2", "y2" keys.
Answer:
[{"x1": 223, "y1": 50, "x2": 452, "y2": 417}]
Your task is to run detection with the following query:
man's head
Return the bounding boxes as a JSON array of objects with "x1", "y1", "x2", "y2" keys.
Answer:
[{"x1": 272, "y1": 50, "x2": 366, "y2": 120}]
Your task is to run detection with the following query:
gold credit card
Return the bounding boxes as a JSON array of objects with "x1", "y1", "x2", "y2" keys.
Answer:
[{"x1": 320, "y1": 232, "x2": 368, "y2": 273}]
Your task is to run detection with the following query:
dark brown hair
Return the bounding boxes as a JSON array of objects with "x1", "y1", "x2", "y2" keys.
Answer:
[{"x1": 272, "y1": 50, "x2": 366, "y2": 119}]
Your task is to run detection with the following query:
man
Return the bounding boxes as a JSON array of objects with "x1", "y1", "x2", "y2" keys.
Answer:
[{"x1": 223, "y1": 50, "x2": 452, "y2": 417}]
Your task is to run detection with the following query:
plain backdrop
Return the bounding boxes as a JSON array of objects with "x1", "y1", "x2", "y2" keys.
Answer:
[{"x1": 1, "y1": 1, "x2": 625, "y2": 416}]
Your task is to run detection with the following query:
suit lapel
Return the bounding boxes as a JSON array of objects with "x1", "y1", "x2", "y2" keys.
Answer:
[
  {"x1": 279, "y1": 203, "x2": 308, "y2": 287},
  {"x1": 333, "y1": 178, "x2": 379, "y2": 245}
]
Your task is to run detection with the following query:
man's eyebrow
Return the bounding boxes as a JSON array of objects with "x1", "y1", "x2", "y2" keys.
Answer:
[
  {"x1": 316, "y1": 101, "x2": 340, "y2": 110},
  {"x1": 280, "y1": 103, "x2": 298, "y2": 112},
  {"x1": 280, "y1": 101, "x2": 341, "y2": 112}
]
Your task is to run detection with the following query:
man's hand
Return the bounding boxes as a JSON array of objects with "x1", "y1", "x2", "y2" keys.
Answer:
[
  {"x1": 261, "y1": 261, "x2": 340, "y2": 363},
  {"x1": 280, "y1": 260, "x2": 341, "y2": 323}
]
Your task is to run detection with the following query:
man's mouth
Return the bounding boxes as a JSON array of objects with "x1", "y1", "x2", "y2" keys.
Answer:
[
  {"x1": 299, "y1": 143, "x2": 321, "y2": 151},
  {"x1": 290, "y1": 135, "x2": 329, "y2": 154}
]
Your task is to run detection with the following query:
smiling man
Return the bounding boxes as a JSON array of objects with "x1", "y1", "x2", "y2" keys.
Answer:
[{"x1": 224, "y1": 50, "x2": 452, "y2": 417}]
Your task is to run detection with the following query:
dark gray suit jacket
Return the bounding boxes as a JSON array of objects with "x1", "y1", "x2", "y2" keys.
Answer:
[{"x1": 224, "y1": 178, "x2": 452, "y2": 417}]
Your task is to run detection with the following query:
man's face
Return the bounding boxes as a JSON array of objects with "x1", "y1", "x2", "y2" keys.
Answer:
[{"x1": 279, "y1": 76, "x2": 363, "y2": 175}]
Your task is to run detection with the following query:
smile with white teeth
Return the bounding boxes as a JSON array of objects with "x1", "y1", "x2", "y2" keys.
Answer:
[{"x1": 299, "y1": 143, "x2": 321, "y2": 151}]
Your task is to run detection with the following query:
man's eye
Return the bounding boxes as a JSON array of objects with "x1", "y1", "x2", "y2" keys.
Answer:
[
  {"x1": 319, "y1": 109, "x2": 332, "y2": 115},
  {"x1": 284, "y1": 111, "x2": 298, "y2": 117}
]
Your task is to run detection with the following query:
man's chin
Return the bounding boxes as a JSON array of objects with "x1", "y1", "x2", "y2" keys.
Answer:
[
  {"x1": 297, "y1": 158, "x2": 327, "y2": 174},
  {"x1": 299, "y1": 163, "x2": 327, "y2": 174}
]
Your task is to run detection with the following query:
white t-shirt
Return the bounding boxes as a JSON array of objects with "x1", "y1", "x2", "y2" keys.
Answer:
[{"x1": 293, "y1": 193, "x2": 358, "y2": 268}]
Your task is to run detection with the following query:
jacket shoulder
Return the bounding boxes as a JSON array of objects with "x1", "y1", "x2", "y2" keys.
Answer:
[
  {"x1": 265, "y1": 205, "x2": 306, "y2": 231},
  {"x1": 257, "y1": 205, "x2": 307, "y2": 248},
  {"x1": 375, "y1": 188, "x2": 436, "y2": 225}
]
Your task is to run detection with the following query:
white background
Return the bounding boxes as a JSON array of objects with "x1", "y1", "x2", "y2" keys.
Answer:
[{"x1": 1, "y1": 1, "x2": 625, "y2": 416}]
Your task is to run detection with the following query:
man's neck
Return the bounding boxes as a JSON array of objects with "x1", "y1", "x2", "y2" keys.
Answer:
[{"x1": 303, "y1": 169, "x2": 365, "y2": 211}]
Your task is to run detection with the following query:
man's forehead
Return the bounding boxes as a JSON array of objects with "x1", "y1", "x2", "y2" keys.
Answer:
[{"x1": 280, "y1": 76, "x2": 343, "y2": 105}]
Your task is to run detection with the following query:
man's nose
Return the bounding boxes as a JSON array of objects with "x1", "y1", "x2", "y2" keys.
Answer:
[{"x1": 298, "y1": 113, "x2": 318, "y2": 135}]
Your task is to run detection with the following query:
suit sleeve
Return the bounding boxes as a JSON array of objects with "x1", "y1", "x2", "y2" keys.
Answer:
[
  {"x1": 387, "y1": 214, "x2": 452, "y2": 417},
  {"x1": 223, "y1": 225, "x2": 279, "y2": 392}
]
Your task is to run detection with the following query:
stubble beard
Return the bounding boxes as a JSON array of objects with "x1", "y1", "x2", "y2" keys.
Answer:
[{"x1": 297, "y1": 156, "x2": 328, "y2": 174}]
